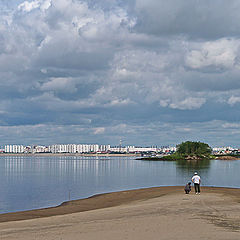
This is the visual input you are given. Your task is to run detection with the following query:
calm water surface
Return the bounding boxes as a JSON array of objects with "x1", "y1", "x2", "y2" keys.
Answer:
[{"x1": 0, "y1": 156, "x2": 239, "y2": 213}]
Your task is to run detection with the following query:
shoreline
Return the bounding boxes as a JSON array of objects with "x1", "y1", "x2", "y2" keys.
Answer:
[
  {"x1": 1, "y1": 153, "x2": 239, "y2": 160},
  {"x1": 0, "y1": 153, "x2": 141, "y2": 157},
  {"x1": 138, "y1": 156, "x2": 240, "y2": 161},
  {"x1": 1, "y1": 186, "x2": 240, "y2": 240},
  {"x1": 0, "y1": 186, "x2": 239, "y2": 223}
]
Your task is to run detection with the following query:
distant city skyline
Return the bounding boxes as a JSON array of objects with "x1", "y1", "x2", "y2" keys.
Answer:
[
  {"x1": 1, "y1": 1, "x2": 240, "y2": 147},
  {"x1": 1, "y1": 143, "x2": 238, "y2": 155},
  {"x1": 0, "y1": 142, "x2": 239, "y2": 149}
]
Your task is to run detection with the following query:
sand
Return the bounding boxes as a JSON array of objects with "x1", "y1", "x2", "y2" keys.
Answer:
[{"x1": 0, "y1": 186, "x2": 239, "y2": 240}]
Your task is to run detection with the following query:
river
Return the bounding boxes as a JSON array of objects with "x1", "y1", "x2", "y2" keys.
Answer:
[{"x1": 0, "y1": 155, "x2": 239, "y2": 213}]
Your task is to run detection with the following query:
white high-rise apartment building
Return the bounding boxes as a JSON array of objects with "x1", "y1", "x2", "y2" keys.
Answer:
[
  {"x1": 76, "y1": 144, "x2": 83, "y2": 153},
  {"x1": 99, "y1": 145, "x2": 111, "y2": 152},
  {"x1": 4, "y1": 145, "x2": 24, "y2": 153},
  {"x1": 49, "y1": 144, "x2": 104, "y2": 153}
]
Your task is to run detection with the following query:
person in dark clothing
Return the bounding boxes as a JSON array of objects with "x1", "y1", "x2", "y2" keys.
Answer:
[{"x1": 184, "y1": 182, "x2": 191, "y2": 194}]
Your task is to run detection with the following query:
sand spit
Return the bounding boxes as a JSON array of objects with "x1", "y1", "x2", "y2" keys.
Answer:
[{"x1": 0, "y1": 186, "x2": 240, "y2": 240}]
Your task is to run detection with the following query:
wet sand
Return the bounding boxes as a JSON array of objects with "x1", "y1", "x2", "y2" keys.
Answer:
[{"x1": 0, "y1": 186, "x2": 240, "y2": 239}]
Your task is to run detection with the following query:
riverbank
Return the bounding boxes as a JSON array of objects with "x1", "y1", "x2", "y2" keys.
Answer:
[
  {"x1": 215, "y1": 155, "x2": 240, "y2": 160},
  {"x1": 0, "y1": 153, "x2": 141, "y2": 157},
  {"x1": 138, "y1": 155, "x2": 240, "y2": 161},
  {"x1": 0, "y1": 186, "x2": 239, "y2": 239}
]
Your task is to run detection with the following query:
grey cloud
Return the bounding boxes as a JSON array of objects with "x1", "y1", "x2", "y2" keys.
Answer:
[
  {"x1": 134, "y1": 0, "x2": 240, "y2": 39},
  {"x1": 36, "y1": 49, "x2": 113, "y2": 71},
  {"x1": 103, "y1": 48, "x2": 207, "y2": 110},
  {"x1": 0, "y1": 119, "x2": 238, "y2": 146},
  {"x1": 40, "y1": 77, "x2": 78, "y2": 93},
  {"x1": 183, "y1": 70, "x2": 240, "y2": 92},
  {"x1": 38, "y1": 76, "x2": 101, "y2": 100}
]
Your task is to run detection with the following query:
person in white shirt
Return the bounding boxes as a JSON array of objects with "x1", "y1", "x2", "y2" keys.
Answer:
[{"x1": 192, "y1": 172, "x2": 201, "y2": 194}]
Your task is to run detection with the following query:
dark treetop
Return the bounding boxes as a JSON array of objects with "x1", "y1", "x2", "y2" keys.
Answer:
[{"x1": 176, "y1": 141, "x2": 212, "y2": 156}]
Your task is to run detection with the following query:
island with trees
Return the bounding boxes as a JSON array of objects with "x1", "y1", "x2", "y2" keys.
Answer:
[{"x1": 139, "y1": 141, "x2": 215, "y2": 161}]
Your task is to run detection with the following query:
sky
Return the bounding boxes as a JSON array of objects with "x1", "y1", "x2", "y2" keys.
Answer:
[{"x1": 0, "y1": 0, "x2": 240, "y2": 147}]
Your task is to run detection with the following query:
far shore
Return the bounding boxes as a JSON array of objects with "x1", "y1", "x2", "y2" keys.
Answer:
[
  {"x1": 0, "y1": 153, "x2": 141, "y2": 157},
  {"x1": 215, "y1": 155, "x2": 240, "y2": 160},
  {"x1": 138, "y1": 155, "x2": 240, "y2": 161},
  {"x1": 0, "y1": 186, "x2": 240, "y2": 240},
  {"x1": 1, "y1": 153, "x2": 239, "y2": 160}
]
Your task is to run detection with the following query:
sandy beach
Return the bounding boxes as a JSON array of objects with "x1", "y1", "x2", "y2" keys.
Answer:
[{"x1": 0, "y1": 186, "x2": 239, "y2": 240}]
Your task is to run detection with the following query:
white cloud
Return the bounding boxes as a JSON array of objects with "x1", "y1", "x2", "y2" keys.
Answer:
[
  {"x1": 109, "y1": 98, "x2": 133, "y2": 106},
  {"x1": 40, "y1": 77, "x2": 78, "y2": 93},
  {"x1": 93, "y1": 127, "x2": 105, "y2": 135},
  {"x1": 227, "y1": 96, "x2": 240, "y2": 105},
  {"x1": 222, "y1": 122, "x2": 240, "y2": 128},
  {"x1": 18, "y1": 1, "x2": 40, "y2": 12},
  {"x1": 168, "y1": 97, "x2": 206, "y2": 110},
  {"x1": 18, "y1": 0, "x2": 51, "y2": 12},
  {"x1": 185, "y1": 38, "x2": 239, "y2": 70},
  {"x1": 40, "y1": 0, "x2": 52, "y2": 11}
]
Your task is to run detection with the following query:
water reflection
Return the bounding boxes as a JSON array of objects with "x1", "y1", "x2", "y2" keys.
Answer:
[
  {"x1": 176, "y1": 159, "x2": 211, "y2": 172},
  {"x1": 0, "y1": 156, "x2": 140, "y2": 213},
  {"x1": 175, "y1": 159, "x2": 212, "y2": 184}
]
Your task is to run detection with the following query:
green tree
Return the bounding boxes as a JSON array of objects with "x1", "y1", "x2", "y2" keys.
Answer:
[{"x1": 176, "y1": 141, "x2": 212, "y2": 156}]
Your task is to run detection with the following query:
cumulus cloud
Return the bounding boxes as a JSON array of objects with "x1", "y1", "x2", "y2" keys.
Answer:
[
  {"x1": 185, "y1": 38, "x2": 239, "y2": 71},
  {"x1": 18, "y1": 1, "x2": 41, "y2": 12},
  {"x1": 18, "y1": 0, "x2": 51, "y2": 13},
  {"x1": 1, "y1": 0, "x2": 240, "y2": 145}
]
